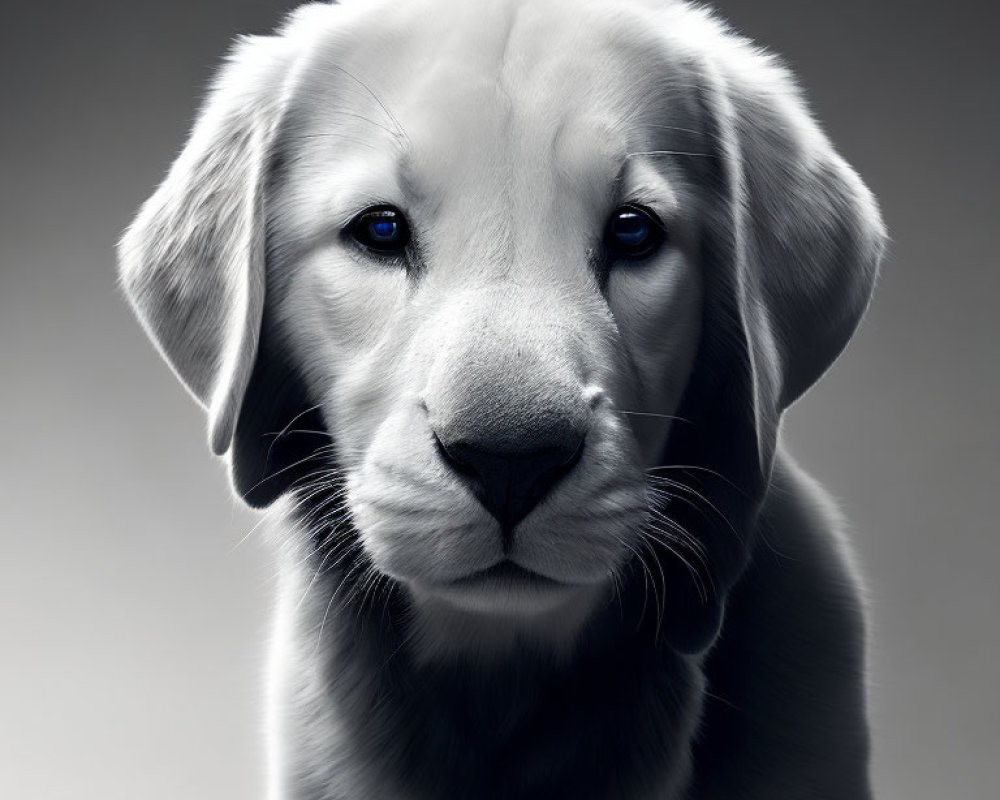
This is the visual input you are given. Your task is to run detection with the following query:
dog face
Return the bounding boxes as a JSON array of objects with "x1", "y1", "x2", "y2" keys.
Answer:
[
  {"x1": 267, "y1": 1, "x2": 705, "y2": 615},
  {"x1": 119, "y1": 0, "x2": 884, "y2": 652}
]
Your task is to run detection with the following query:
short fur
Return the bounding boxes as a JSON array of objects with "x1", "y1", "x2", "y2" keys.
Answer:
[{"x1": 119, "y1": 1, "x2": 885, "y2": 798}]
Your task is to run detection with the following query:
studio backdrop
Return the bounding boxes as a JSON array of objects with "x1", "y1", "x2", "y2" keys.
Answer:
[{"x1": 0, "y1": 1, "x2": 997, "y2": 798}]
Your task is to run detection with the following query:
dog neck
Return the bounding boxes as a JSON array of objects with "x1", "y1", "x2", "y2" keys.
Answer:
[
  {"x1": 403, "y1": 579, "x2": 613, "y2": 664},
  {"x1": 272, "y1": 509, "x2": 705, "y2": 800}
]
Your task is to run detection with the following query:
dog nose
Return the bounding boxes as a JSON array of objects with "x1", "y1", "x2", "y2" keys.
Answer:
[{"x1": 436, "y1": 434, "x2": 585, "y2": 533}]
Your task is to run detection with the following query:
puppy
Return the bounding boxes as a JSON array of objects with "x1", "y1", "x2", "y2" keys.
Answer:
[{"x1": 119, "y1": 1, "x2": 885, "y2": 798}]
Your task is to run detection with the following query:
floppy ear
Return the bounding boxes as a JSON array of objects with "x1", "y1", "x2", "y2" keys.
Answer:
[
  {"x1": 117, "y1": 32, "x2": 296, "y2": 456},
  {"x1": 714, "y1": 53, "x2": 886, "y2": 473},
  {"x1": 118, "y1": 8, "x2": 340, "y2": 507},
  {"x1": 653, "y1": 38, "x2": 885, "y2": 654}
]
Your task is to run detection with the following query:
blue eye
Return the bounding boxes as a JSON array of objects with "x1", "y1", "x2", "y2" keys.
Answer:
[
  {"x1": 350, "y1": 205, "x2": 411, "y2": 253},
  {"x1": 606, "y1": 205, "x2": 666, "y2": 258},
  {"x1": 370, "y1": 220, "x2": 397, "y2": 240}
]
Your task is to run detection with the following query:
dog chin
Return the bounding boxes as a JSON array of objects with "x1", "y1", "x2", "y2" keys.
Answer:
[{"x1": 402, "y1": 562, "x2": 612, "y2": 661}]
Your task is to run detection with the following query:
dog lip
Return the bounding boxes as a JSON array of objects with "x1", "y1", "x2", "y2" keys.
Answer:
[{"x1": 444, "y1": 561, "x2": 566, "y2": 589}]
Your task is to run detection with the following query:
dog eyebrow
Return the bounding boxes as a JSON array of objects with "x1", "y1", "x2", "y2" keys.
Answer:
[
  {"x1": 395, "y1": 147, "x2": 424, "y2": 206},
  {"x1": 610, "y1": 157, "x2": 630, "y2": 200},
  {"x1": 611, "y1": 155, "x2": 682, "y2": 219}
]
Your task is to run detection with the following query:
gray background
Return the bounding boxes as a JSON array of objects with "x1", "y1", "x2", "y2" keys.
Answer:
[{"x1": 1, "y1": 1, "x2": 996, "y2": 798}]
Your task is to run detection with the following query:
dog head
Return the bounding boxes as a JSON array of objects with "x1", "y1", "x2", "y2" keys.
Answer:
[{"x1": 119, "y1": 0, "x2": 883, "y2": 654}]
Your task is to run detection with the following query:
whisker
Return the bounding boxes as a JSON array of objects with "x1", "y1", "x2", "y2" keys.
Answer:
[
  {"x1": 638, "y1": 536, "x2": 667, "y2": 634},
  {"x1": 625, "y1": 149, "x2": 712, "y2": 159},
  {"x1": 645, "y1": 464, "x2": 746, "y2": 495},
  {"x1": 646, "y1": 508, "x2": 709, "y2": 557},
  {"x1": 261, "y1": 428, "x2": 332, "y2": 440},
  {"x1": 616, "y1": 410, "x2": 694, "y2": 424},
  {"x1": 229, "y1": 510, "x2": 271, "y2": 552},
  {"x1": 312, "y1": 587, "x2": 340, "y2": 657},
  {"x1": 642, "y1": 520, "x2": 711, "y2": 602},
  {"x1": 646, "y1": 478, "x2": 740, "y2": 537},
  {"x1": 264, "y1": 404, "x2": 323, "y2": 463},
  {"x1": 318, "y1": 108, "x2": 404, "y2": 137},
  {"x1": 241, "y1": 444, "x2": 340, "y2": 497},
  {"x1": 295, "y1": 547, "x2": 338, "y2": 611},
  {"x1": 313, "y1": 62, "x2": 410, "y2": 144},
  {"x1": 284, "y1": 133, "x2": 382, "y2": 150},
  {"x1": 620, "y1": 538, "x2": 656, "y2": 631},
  {"x1": 645, "y1": 123, "x2": 705, "y2": 137}
]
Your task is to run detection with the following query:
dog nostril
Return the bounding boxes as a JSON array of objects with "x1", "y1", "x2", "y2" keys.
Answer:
[
  {"x1": 434, "y1": 432, "x2": 585, "y2": 533},
  {"x1": 434, "y1": 432, "x2": 478, "y2": 476}
]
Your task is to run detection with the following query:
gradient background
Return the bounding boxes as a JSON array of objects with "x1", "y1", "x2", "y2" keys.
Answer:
[{"x1": 1, "y1": 1, "x2": 997, "y2": 798}]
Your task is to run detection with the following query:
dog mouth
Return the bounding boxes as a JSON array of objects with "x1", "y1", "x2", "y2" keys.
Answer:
[
  {"x1": 415, "y1": 560, "x2": 589, "y2": 616},
  {"x1": 445, "y1": 561, "x2": 568, "y2": 591}
]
